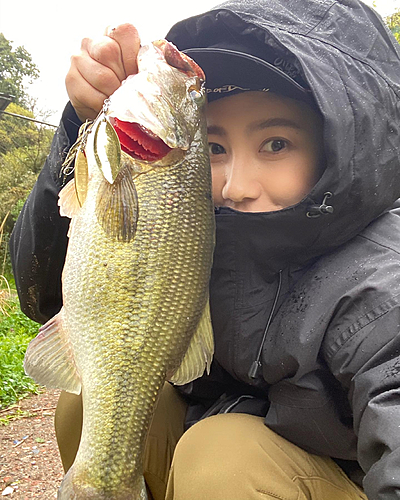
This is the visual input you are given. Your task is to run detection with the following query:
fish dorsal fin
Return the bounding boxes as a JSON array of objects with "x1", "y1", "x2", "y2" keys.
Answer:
[
  {"x1": 58, "y1": 179, "x2": 81, "y2": 219},
  {"x1": 96, "y1": 161, "x2": 139, "y2": 242},
  {"x1": 24, "y1": 308, "x2": 81, "y2": 395},
  {"x1": 169, "y1": 299, "x2": 214, "y2": 385}
]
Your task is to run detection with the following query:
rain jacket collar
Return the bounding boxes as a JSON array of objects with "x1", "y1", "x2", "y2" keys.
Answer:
[{"x1": 167, "y1": 0, "x2": 400, "y2": 272}]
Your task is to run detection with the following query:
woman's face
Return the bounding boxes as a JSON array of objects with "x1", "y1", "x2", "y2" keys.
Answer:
[{"x1": 206, "y1": 91, "x2": 324, "y2": 213}]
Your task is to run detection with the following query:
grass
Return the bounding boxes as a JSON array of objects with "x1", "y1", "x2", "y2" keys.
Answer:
[
  {"x1": 0, "y1": 275, "x2": 12, "y2": 316},
  {"x1": 0, "y1": 213, "x2": 39, "y2": 409},
  {"x1": 0, "y1": 213, "x2": 41, "y2": 413},
  {"x1": 0, "y1": 405, "x2": 35, "y2": 426},
  {"x1": 0, "y1": 285, "x2": 40, "y2": 410}
]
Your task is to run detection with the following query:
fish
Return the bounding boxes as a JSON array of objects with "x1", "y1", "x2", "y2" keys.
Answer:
[{"x1": 23, "y1": 39, "x2": 215, "y2": 499}]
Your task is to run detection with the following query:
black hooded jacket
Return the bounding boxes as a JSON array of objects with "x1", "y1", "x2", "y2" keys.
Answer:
[{"x1": 9, "y1": 1, "x2": 400, "y2": 498}]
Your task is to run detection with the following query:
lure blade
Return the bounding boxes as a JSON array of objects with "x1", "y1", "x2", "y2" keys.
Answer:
[{"x1": 94, "y1": 117, "x2": 122, "y2": 184}]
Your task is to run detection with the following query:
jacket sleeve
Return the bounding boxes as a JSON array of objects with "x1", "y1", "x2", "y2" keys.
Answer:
[
  {"x1": 9, "y1": 103, "x2": 81, "y2": 324},
  {"x1": 327, "y1": 299, "x2": 400, "y2": 499}
]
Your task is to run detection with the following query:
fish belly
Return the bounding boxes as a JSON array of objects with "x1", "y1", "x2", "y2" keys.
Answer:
[{"x1": 58, "y1": 159, "x2": 213, "y2": 498}]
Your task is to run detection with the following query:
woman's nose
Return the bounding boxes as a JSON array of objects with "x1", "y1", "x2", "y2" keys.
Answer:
[{"x1": 221, "y1": 160, "x2": 262, "y2": 204}]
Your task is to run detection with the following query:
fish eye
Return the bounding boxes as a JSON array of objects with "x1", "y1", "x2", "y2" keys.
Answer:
[
  {"x1": 188, "y1": 82, "x2": 205, "y2": 106},
  {"x1": 189, "y1": 89, "x2": 205, "y2": 105}
]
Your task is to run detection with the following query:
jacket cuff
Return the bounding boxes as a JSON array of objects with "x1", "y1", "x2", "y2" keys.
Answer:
[{"x1": 61, "y1": 102, "x2": 83, "y2": 145}]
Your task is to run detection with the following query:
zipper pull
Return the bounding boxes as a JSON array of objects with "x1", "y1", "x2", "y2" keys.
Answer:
[
  {"x1": 306, "y1": 192, "x2": 334, "y2": 218},
  {"x1": 248, "y1": 360, "x2": 261, "y2": 379}
]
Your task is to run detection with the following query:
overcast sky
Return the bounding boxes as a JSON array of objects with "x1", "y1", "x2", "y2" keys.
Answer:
[{"x1": 0, "y1": 0, "x2": 399, "y2": 125}]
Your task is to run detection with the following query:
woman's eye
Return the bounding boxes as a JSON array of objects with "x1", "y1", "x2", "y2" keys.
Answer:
[
  {"x1": 208, "y1": 143, "x2": 226, "y2": 155},
  {"x1": 261, "y1": 139, "x2": 287, "y2": 153}
]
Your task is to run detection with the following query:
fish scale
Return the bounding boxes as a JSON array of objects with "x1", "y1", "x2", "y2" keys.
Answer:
[
  {"x1": 70, "y1": 157, "x2": 209, "y2": 450},
  {"x1": 65, "y1": 155, "x2": 210, "y2": 488},
  {"x1": 24, "y1": 40, "x2": 214, "y2": 499}
]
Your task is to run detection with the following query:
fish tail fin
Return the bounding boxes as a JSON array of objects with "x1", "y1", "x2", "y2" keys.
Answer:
[
  {"x1": 57, "y1": 468, "x2": 148, "y2": 499},
  {"x1": 57, "y1": 467, "x2": 75, "y2": 499},
  {"x1": 24, "y1": 308, "x2": 81, "y2": 394},
  {"x1": 140, "y1": 476, "x2": 149, "y2": 500}
]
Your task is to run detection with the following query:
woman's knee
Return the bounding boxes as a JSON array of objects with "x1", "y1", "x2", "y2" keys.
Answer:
[
  {"x1": 167, "y1": 414, "x2": 366, "y2": 500},
  {"x1": 172, "y1": 413, "x2": 264, "y2": 478},
  {"x1": 166, "y1": 414, "x2": 292, "y2": 499}
]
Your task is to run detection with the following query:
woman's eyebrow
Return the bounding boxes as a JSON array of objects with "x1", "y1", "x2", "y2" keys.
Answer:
[
  {"x1": 207, "y1": 125, "x2": 226, "y2": 136},
  {"x1": 207, "y1": 118, "x2": 302, "y2": 136},
  {"x1": 248, "y1": 118, "x2": 302, "y2": 133}
]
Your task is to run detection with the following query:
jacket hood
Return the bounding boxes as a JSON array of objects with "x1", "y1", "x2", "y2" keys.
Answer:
[{"x1": 167, "y1": 0, "x2": 400, "y2": 271}]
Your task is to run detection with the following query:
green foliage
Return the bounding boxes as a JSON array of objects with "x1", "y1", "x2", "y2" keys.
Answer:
[
  {"x1": 0, "y1": 33, "x2": 39, "y2": 106},
  {"x1": 0, "y1": 33, "x2": 50, "y2": 409},
  {"x1": 385, "y1": 9, "x2": 400, "y2": 42},
  {"x1": 0, "y1": 36, "x2": 53, "y2": 411},
  {"x1": 0, "y1": 34, "x2": 54, "y2": 276},
  {"x1": 0, "y1": 109, "x2": 53, "y2": 229},
  {"x1": 0, "y1": 112, "x2": 53, "y2": 276},
  {"x1": 0, "y1": 297, "x2": 39, "y2": 409},
  {"x1": 0, "y1": 102, "x2": 38, "y2": 155},
  {"x1": 0, "y1": 406, "x2": 35, "y2": 426}
]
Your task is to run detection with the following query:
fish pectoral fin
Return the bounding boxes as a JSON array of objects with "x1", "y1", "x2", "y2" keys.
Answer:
[
  {"x1": 24, "y1": 308, "x2": 81, "y2": 395},
  {"x1": 169, "y1": 298, "x2": 214, "y2": 385},
  {"x1": 96, "y1": 160, "x2": 139, "y2": 242},
  {"x1": 58, "y1": 179, "x2": 81, "y2": 219}
]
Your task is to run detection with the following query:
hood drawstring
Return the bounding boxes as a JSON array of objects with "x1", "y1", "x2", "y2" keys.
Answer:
[
  {"x1": 248, "y1": 269, "x2": 283, "y2": 379},
  {"x1": 306, "y1": 192, "x2": 334, "y2": 218}
]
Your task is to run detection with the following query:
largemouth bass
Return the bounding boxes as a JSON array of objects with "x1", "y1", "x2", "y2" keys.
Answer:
[{"x1": 24, "y1": 40, "x2": 214, "y2": 499}]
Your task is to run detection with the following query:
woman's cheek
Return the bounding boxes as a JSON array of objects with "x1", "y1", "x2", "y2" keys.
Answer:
[{"x1": 211, "y1": 167, "x2": 224, "y2": 204}]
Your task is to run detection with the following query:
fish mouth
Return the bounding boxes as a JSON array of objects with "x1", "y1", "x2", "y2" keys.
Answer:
[{"x1": 111, "y1": 117, "x2": 172, "y2": 162}]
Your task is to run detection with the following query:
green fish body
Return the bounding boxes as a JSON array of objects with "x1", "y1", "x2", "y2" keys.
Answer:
[{"x1": 24, "y1": 40, "x2": 214, "y2": 499}]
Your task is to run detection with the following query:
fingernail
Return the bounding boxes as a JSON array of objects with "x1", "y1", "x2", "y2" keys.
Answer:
[{"x1": 105, "y1": 25, "x2": 117, "y2": 36}]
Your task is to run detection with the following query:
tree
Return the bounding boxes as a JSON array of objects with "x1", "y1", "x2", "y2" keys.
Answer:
[
  {"x1": 0, "y1": 33, "x2": 39, "y2": 106},
  {"x1": 0, "y1": 102, "x2": 41, "y2": 156},
  {"x1": 385, "y1": 9, "x2": 400, "y2": 42},
  {"x1": 0, "y1": 103, "x2": 53, "y2": 234},
  {"x1": 0, "y1": 34, "x2": 53, "y2": 277}
]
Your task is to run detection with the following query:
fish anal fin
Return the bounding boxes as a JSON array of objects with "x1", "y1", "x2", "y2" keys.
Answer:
[
  {"x1": 169, "y1": 299, "x2": 214, "y2": 385},
  {"x1": 24, "y1": 309, "x2": 81, "y2": 395},
  {"x1": 58, "y1": 179, "x2": 81, "y2": 219},
  {"x1": 96, "y1": 161, "x2": 139, "y2": 242}
]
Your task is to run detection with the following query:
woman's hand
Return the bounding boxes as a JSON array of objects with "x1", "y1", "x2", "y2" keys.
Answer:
[{"x1": 65, "y1": 23, "x2": 141, "y2": 122}]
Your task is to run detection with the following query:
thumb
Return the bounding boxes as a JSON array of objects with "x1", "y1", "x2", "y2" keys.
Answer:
[{"x1": 105, "y1": 23, "x2": 141, "y2": 77}]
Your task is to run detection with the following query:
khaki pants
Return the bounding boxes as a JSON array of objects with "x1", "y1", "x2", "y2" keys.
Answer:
[{"x1": 144, "y1": 383, "x2": 367, "y2": 500}]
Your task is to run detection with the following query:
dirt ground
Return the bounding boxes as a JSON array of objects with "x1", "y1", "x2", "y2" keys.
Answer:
[{"x1": 0, "y1": 389, "x2": 63, "y2": 498}]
